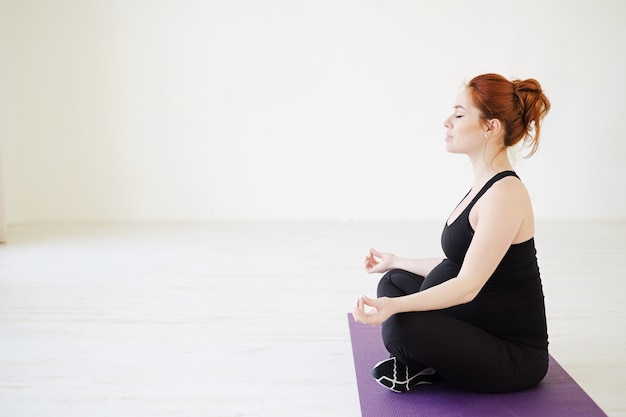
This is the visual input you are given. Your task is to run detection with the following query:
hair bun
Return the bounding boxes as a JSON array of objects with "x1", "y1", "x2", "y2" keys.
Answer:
[
  {"x1": 513, "y1": 78, "x2": 542, "y2": 94},
  {"x1": 467, "y1": 74, "x2": 550, "y2": 157},
  {"x1": 511, "y1": 79, "x2": 550, "y2": 144}
]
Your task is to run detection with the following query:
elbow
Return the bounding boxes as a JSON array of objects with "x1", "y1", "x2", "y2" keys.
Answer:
[
  {"x1": 453, "y1": 273, "x2": 487, "y2": 305},
  {"x1": 456, "y1": 279, "x2": 482, "y2": 305},
  {"x1": 459, "y1": 292, "x2": 478, "y2": 304}
]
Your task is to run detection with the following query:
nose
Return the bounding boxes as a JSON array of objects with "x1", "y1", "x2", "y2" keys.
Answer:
[{"x1": 443, "y1": 115, "x2": 452, "y2": 128}]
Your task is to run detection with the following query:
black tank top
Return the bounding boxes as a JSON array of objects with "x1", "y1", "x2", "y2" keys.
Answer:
[{"x1": 423, "y1": 171, "x2": 548, "y2": 349}]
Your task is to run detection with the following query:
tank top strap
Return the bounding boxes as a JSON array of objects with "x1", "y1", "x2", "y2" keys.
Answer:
[{"x1": 467, "y1": 170, "x2": 519, "y2": 208}]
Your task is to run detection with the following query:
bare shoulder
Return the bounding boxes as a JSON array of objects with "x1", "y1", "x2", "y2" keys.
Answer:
[
  {"x1": 472, "y1": 175, "x2": 534, "y2": 242},
  {"x1": 489, "y1": 175, "x2": 531, "y2": 202}
]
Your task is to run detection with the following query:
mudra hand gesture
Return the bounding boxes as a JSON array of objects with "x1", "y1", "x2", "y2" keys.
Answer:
[{"x1": 364, "y1": 248, "x2": 395, "y2": 274}]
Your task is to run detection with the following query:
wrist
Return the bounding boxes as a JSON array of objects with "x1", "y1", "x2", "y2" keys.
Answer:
[
  {"x1": 394, "y1": 293, "x2": 415, "y2": 315},
  {"x1": 390, "y1": 296, "x2": 405, "y2": 316},
  {"x1": 388, "y1": 254, "x2": 398, "y2": 270}
]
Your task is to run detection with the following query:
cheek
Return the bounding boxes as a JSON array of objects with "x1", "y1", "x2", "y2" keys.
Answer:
[
  {"x1": 457, "y1": 120, "x2": 481, "y2": 136},
  {"x1": 454, "y1": 122, "x2": 468, "y2": 135}
]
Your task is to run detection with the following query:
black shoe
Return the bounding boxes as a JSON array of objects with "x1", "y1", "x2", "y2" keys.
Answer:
[{"x1": 371, "y1": 357, "x2": 438, "y2": 393}]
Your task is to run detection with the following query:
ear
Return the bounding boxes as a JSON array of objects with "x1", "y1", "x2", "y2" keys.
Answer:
[{"x1": 484, "y1": 118, "x2": 502, "y2": 138}]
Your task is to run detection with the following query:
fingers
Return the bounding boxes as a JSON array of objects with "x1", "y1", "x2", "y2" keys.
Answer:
[
  {"x1": 352, "y1": 296, "x2": 365, "y2": 323},
  {"x1": 364, "y1": 248, "x2": 379, "y2": 272},
  {"x1": 364, "y1": 259, "x2": 374, "y2": 272},
  {"x1": 352, "y1": 295, "x2": 381, "y2": 325},
  {"x1": 361, "y1": 294, "x2": 378, "y2": 309},
  {"x1": 357, "y1": 295, "x2": 364, "y2": 310}
]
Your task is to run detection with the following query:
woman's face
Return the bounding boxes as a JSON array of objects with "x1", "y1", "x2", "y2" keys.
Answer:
[{"x1": 443, "y1": 89, "x2": 486, "y2": 155}]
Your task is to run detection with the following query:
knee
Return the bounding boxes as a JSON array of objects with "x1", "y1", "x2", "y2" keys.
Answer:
[
  {"x1": 381, "y1": 313, "x2": 402, "y2": 348},
  {"x1": 381, "y1": 312, "x2": 420, "y2": 347},
  {"x1": 381, "y1": 312, "x2": 431, "y2": 368},
  {"x1": 381, "y1": 311, "x2": 440, "y2": 351},
  {"x1": 376, "y1": 271, "x2": 391, "y2": 297},
  {"x1": 376, "y1": 269, "x2": 405, "y2": 297}
]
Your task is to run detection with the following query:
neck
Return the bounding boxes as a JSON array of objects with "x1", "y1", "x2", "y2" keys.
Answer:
[{"x1": 468, "y1": 149, "x2": 513, "y2": 187}]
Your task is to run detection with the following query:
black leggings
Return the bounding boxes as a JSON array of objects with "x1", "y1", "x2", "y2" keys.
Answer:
[{"x1": 377, "y1": 269, "x2": 548, "y2": 393}]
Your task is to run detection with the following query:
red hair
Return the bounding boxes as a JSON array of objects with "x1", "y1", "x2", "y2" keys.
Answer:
[{"x1": 467, "y1": 73, "x2": 550, "y2": 157}]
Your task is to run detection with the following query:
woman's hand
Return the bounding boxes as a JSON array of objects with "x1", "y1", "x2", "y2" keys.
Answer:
[
  {"x1": 364, "y1": 248, "x2": 395, "y2": 274},
  {"x1": 352, "y1": 295, "x2": 396, "y2": 326}
]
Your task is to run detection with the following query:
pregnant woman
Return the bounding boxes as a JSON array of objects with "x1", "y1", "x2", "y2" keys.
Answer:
[{"x1": 352, "y1": 73, "x2": 551, "y2": 394}]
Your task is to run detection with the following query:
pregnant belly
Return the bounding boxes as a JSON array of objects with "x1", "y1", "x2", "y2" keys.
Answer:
[{"x1": 422, "y1": 259, "x2": 460, "y2": 291}]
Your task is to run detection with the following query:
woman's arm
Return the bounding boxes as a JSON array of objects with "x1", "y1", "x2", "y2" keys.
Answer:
[
  {"x1": 354, "y1": 179, "x2": 530, "y2": 325},
  {"x1": 365, "y1": 248, "x2": 443, "y2": 277}
]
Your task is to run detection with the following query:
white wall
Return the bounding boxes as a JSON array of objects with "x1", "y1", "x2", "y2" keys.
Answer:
[{"x1": 3, "y1": 0, "x2": 626, "y2": 223}]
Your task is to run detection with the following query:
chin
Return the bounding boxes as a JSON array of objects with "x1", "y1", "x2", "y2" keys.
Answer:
[
  {"x1": 446, "y1": 149, "x2": 467, "y2": 156},
  {"x1": 445, "y1": 144, "x2": 461, "y2": 154}
]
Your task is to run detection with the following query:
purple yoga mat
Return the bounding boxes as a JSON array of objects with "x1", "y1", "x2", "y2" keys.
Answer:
[{"x1": 348, "y1": 314, "x2": 607, "y2": 417}]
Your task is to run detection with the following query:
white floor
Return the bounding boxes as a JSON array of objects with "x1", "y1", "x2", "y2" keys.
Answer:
[{"x1": 0, "y1": 221, "x2": 624, "y2": 417}]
